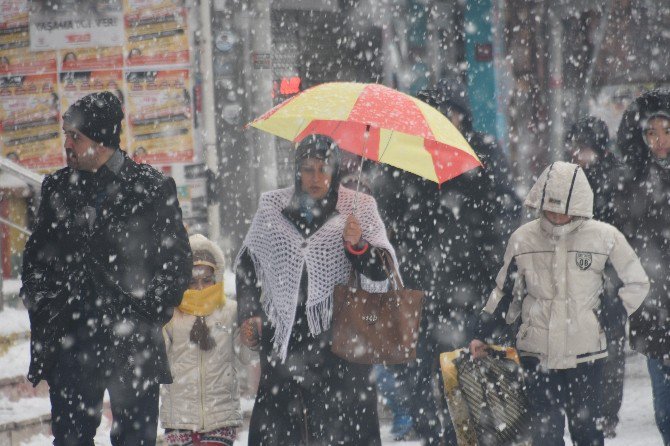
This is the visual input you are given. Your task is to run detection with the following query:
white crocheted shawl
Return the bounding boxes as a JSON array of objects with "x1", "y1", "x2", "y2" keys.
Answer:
[{"x1": 236, "y1": 186, "x2": 398, "y2": 361}]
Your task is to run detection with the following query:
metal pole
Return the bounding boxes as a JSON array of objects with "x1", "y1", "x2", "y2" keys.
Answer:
[
  {"x1": 579, "y1": 0, "x2": 612, "y2": 116},
  {"x1": 548, "y1": 7, "x2": 564, "y2": 162},
  {"x1": 249, "y1": 0, "x2": 276, "y2": 194},
  {"x1": 0, "y1": 157, "x2": 44, "y2": 187},
  {"x1": 199, "y1": 0, "x2": 221, "y2": 245},
  {"x1": 0, "y1": 227, "x2": 3, "y2": 310},
  {"x1": 0, "y1": 217, "x2": 31, "y2": 235}
]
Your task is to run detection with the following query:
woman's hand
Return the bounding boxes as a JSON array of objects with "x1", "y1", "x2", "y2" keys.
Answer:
[
  {"x1": 343, "y1": 214, "x2": 363, "y2": 246},
  {"x1": 240, "y1": 316, "x2": 262, "y2": 349},
  {"x1": 469, "y1": 339, "x2": 489, "y2": 359}
]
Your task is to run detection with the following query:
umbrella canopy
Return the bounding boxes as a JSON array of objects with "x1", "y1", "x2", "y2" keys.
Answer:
[{"x1": 249, "y1": 82, "x2": 482, "y2": 184}]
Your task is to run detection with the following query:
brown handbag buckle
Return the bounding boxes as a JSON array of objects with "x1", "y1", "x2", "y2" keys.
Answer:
[{"x1": 362, "y1": 313, "x2": 378, "y2": 324}]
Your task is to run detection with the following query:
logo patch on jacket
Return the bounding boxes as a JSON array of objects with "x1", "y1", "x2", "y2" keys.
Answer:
[{"x1": 576, "y1": 252, "x2": 592, "y2": 270}]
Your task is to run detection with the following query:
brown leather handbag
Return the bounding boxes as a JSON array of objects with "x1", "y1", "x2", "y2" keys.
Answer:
[{"x1": 331, "y1": 252, "x2": 424, "y2": 365}]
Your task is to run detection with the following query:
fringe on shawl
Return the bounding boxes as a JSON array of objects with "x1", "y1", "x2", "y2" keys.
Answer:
[
  {"x1": 234, "y1": 187, "x2": 398, "y2": 362},
  {"x1": 237, "y1": 246, "x2": 302, "y2": 361}
]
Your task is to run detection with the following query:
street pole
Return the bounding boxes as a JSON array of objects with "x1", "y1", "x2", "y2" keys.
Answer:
[
  {"x1": 548, "y1": 7, "x2": 564, "y2": 162},
  {"x1": 249, "y1": 0, "x2": 277, "y2": 194},
  {"x1": 198, "y1": 0, "x2": 221, "y2": 245},
  {"x1": 0, "y1": 229, "x2": 4, "y2": 310}
]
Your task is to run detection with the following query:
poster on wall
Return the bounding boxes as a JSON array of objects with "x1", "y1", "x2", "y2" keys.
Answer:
[
  {"x1": 1, "y1": 0, "x2": 57, "y2": 76},
  {"x1": 29, "y1": 0, "x2": 124, "y2": 50},
  {"x1": 59, "y1": 46, "x2": 124, "y2": 71},
  {"x1": 0, "y1": 0, "x2": 29, "y2": 52},
  {"x1": 124, "y1": 3, "x2": 189, "y2": 68},
  {"x1": 125, "y1": 69, "x2": 193, "y2": 164},
  {"x1": 0, "y1": 46, "x2": 56, "y2": 76},
  {"x1": 59, "y1": 69, "x2": 124, "y2": 107},
  {"x1": 0, "y1": 72, "x2": 63, "y2": 170}
]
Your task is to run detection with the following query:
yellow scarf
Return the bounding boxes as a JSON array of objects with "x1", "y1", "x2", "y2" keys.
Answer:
[{"x1": 178, "y1": 283, "x2": 225, "y2": 316}]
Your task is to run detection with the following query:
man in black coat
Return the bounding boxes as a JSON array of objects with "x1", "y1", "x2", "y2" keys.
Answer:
[{"x1": 21, "y1": 92, "x2": 192, "y2": 446}]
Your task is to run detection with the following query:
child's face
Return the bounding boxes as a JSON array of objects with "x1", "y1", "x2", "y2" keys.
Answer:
[
  {"x1": 643, "y1": 116, "x2": 670, "y2": 159},
  {"x1": 543, "y1": 210, "x2": 573, "y2": 226},
  {"x1": 189, "y1": 265, "x2": 216, "y2": 290}
]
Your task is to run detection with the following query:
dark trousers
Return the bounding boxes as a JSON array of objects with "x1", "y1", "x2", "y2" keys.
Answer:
[
  {"x1": 647, "y1": 357, "x2": 670, "y2": 446},
  {"x1": 48, "y1": 344, "x2": 159, "y2": 446},
  {"x1": 601, "y1": 338, "x2": 625, "y2": 428},
  {"x1": 404, "y1": 297, "x2": 472, "y2": 446},
  {"x1": 521, "y1": 357, "x2": 605, "y2": 446},
  {"x1": 248, "y1": 318, "x2": 381, "y2": 446},
  {"x1": 599, "y1": 294, "x2": 627, "y2": 429}
]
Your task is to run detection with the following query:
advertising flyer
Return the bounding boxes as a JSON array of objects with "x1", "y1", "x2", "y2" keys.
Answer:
[
  {"x1": 1, "y1": 1, "x2": 57, "y2": 77},
  {"x1": 125, "y1": 69, "x2": 193, "y2": 164},
  {"x1": 29, "y1": 0, "x2": 124, "y2": 50},
  {"x1": 59, "y1": 69, "x2": 123, "y2": 106},
  {"x1": 0, "y1": 45, "x2": 56, "y2": 76},
  {"x1": 124, "y1": 4, "x2": 188, "y2": 67},
  {"x1": 59, "y1": 46, "x2": 124, "y2": 71},
  {"x1": 0, "y1": 72, "x2": 63, "y2": 170},
  {"x1": 0, "y1": 0, "x2": 29, "y2": 52}
]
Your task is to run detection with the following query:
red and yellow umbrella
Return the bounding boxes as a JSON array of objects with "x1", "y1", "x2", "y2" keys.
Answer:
[{"x1": 249, "y1": 82, "x2": 481, "y2": 184}]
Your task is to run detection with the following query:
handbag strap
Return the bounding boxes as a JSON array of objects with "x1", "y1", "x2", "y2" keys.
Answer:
[
  {"x1": 380, "y1": 249, "x2": 403, "y2": 290},
  {"x1": 345, "y1": 247, "x2": 403, "y2": 290}
]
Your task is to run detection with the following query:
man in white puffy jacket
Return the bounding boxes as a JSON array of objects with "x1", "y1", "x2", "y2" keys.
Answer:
[{"x1": 470, "y1": 161, "x2": 649, "y2": 446}]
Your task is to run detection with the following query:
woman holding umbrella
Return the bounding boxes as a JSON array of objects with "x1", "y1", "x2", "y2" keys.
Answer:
[{"x1": 235, "y1": 134, "x2": 397, "y2": 445}]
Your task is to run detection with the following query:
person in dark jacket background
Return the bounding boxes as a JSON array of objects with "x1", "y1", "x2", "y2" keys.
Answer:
[
  {"x1": 566, "y1": 117, "x2": 621, "y2": 223},
  {"x1": 615, "y1": 88, "x2": 670, "y2": 446},
  {"x1": 236, "y1": 135, "x2": 397, "y2": 446},
  {"x1": 21, "y1": 91, "x2": 192, "y2": 446},
  {"x1": 565, "y1": 116, "x2": 627, "y2": 438},
  {"x1": 373, "y1": 79, "x2": 521, "y2": 445}
]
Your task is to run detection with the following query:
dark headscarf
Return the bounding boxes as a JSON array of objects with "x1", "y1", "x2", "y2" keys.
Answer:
[{"x1": 283, "y1": 134, "x2": 342, "y2": 234}]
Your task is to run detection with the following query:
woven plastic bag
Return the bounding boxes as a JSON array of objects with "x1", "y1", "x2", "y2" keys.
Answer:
[{"x1": 440, "y1": 346, "x2": 531, "y2": 446}]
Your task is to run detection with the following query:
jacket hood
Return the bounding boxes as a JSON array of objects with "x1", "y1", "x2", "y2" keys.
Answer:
[
  {"x1": 524, "y1": 161, "x2": 593, "y2": 218},
  {"x1": 617, "y1": 88, "x2": 670, "y2": 178},
  {"x1": 189, "y1": 234, "x2": 226, "y2": 281}
]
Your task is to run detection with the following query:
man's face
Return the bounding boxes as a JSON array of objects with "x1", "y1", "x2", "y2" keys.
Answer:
[
  {"x1": 543, "y1": 210, "x2": 573, "y2": 225},
  {"x1": 63, "y1": 124, "x2": 100, "y2": 172},
  {"x1": 299, "y1": 157, "x2": 333, "y2": 200},
  {"x1": 569, "y1": 143, "x2": 599, "y2": 169},
  {"x1": 644, "y1": 116, "x2": 670, "y2": 159}
]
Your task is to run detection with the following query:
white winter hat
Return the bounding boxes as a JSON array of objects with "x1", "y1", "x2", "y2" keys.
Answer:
[
  {"x1": 524, "y1": 161, "x2": 593, "y2": 218},
  {"x1": 189, "y1": 234, "x2": 225, "y2": 279}
]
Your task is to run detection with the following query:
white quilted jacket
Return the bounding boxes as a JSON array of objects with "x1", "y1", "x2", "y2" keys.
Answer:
[
  {"x1": 483, "y1": 162, "x2": 649, "y2": 369},
  {"x1": 160, "y1": 299, "x2": 252, "y2": 432}
]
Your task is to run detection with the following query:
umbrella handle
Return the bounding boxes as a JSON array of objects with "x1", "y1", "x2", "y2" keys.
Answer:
[{"x1": 351, "y1": 124, "x2": 371, "y2": 215}]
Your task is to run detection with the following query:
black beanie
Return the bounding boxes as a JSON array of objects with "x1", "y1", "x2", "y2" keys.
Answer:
[
  {"x1": 63, "y1": 91, "x2": 124, "y2": 149},
  {"x1": 566, "y1": 116, "x2": 610, "y2": 156}
]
